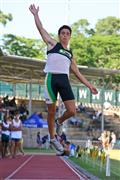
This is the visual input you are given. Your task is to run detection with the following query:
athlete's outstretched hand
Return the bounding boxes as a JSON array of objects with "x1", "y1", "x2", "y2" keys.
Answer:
[
  {"x1": 29, "y1": 4, "x2": 39, "y2": 15},
  {"x1": 89, "y1": 85, "x2": 98, "y2": 95}
]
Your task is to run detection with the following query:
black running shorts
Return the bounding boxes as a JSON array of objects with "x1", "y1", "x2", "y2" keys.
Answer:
[{"x1": 44, "y1": 73, "x2": 75, "y2": 104}]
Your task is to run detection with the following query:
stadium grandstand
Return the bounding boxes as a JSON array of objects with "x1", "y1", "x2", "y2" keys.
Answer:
[{"x1": 0, "y1": 49, "x2": 120, "y2": 148}]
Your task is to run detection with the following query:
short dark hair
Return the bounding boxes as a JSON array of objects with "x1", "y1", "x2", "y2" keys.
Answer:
[{"x1": 58, "y1": 25, "x2": 72, "y2": 35}]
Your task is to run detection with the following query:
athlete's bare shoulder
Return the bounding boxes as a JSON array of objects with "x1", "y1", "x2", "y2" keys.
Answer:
[{"x1": 47, "y1": 41, "x2": 57, "y2": 51}]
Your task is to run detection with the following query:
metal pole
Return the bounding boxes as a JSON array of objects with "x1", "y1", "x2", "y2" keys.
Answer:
[
  {"x1": 12, "y1": 83, "x2": 16, "y2": 97},
  {"x1": 0, "y1": 81, "x2": 1, "y2": 96},
  {"x1": 28, "y1": 81, "x2": 32, "y2": 116},
  {"x1": 101, "y1": 78, "x2": 104, "y2": 132},
  {"x1": 67, "y1": 0, "x2": 71, "y2": 25}
]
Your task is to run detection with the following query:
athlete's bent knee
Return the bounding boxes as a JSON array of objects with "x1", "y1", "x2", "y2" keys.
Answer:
[{"x1": 68, "y1": 109, "x2": 76, "y2": 117}]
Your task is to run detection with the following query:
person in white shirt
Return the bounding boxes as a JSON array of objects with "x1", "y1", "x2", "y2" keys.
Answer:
[
  {"x1": 1, "y1": 115, "x2": 11, "y2": 158},
  {"x1": 11, "y1": 112, "x2": 22, "y2": 158},
  {"x1": 110, "y1": 132, "x2": 116, "y2": 149}
]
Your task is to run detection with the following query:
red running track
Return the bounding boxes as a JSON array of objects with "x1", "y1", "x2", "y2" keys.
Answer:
[{"x1": 0, "y1": 154, "x2": 88, "y2": 180}]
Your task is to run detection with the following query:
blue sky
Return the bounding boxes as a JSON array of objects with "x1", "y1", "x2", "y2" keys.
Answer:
[{"x1": 1, "y1": 0, "x2": 120, "y2": 39}]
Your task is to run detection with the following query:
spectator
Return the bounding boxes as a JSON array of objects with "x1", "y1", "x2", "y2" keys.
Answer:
[
  {"x1": 9, "y1": 97, "x2": 17, "y2": 108},
  {"x1": 18, "y1": 101, "x2": 29, "y2": 121},
  {"x1": 70, "y1": 143, "x2": 76, "y2": 156},
  {"x1": 9, "y1": 97, "x2": 17, "y2": 116},
  {"x1": 36, "y1": 131, "x2": 42, "y2": 148},
  {"x1": 78, "y1": 103, "x2": 85, "y2": 112},
  {"x1": 42, "y1": 134, "x2": 49, "y2": 144},
  {"x1": 110, "y1": 132, "x2": 116, "y2": 149},
  {"x1": 60, "y1": 132, "x2": 67, "y2": 144},
  {"x1": 0, "y1": 97, "x2": 3, "y2": 121},
  {"x1": 0, "y1": 97, "x2": 3, "y2": 109},
  {"x1": 75, "y1": 145, "x2": 80, "y2": 158},
  {"x1": 69, "y1": 116, "x2": 77, "y2": 126},
  {"x1": 98, "y1": 130, "x2": 110, "y2": 150},
  {"x1": 76, "y1": 118, "x2": 83, "y2": 127},
  {"x1": 3, "y1": 95, "x2": 9, "y2": 108},
  {"x1": 10, "y1": 112, "x2": 22, "y2": 158},
  {"x1": 95, "y1": 111, "x2": 102, "y2": 119},
  {"x1": 86, "y1": 139, "x2": 92, "y2": 149},
  {"x1": 1, "y1": 115, "x2": 11, "y2": 158},
  {"x1": 42, "y1": 134, "x2": 50, "y2": 149},
  {"x1": 64, "y1": 141, "x2": 70, "y2": 156}
]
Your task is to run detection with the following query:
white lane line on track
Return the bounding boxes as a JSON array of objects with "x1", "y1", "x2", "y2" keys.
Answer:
[
  {"x1": 61, "y1": 157, "x2": 88, "y2": 180},
  {"x1": 5, "y1": 155, "x2": 34, "y2": 180}
]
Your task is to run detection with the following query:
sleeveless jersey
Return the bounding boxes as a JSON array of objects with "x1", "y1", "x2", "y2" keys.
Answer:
[
  {"x1": 2, "y1": 121, "x2": 10, "y2": 136},
  {"x1": 11, "y1": 119, "x2": 22, "y2": 139},
  {"x1": 44, "y1": 43, "x2": 73, "y2": 75}
]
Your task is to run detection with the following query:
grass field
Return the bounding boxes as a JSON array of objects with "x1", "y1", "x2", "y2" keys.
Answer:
[
  {"x1": 24, "y1": 148, "x2": 120, "y2": 180},
  {"x1": 69, "y1": 149, "x2": 120, "y2": 180}
]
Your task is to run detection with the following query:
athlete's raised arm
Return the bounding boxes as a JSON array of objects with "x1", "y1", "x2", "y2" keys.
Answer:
[{"x1": 29, "y1": 4, "x2": 56, "y2": 47}]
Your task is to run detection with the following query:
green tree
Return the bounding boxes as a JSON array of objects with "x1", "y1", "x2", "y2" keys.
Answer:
[
  {"x1": 95, "y1": 16, "x2": 120, "y2": 35},
  {"x1": 71, "y1": 34, "x2": 120, "y2": 70},
  {"x1": 0, "y1": 10, "x2": 46, "y2": 59},
  {"x1": 71, "y1": 19, "x2": 95, "y2": 37},
  {"x1": 2, "y1": 34, "x2": 46, "y2": 59},
  {"x1": 0, "y1": 10, "x2": 12, "y2": 26}
]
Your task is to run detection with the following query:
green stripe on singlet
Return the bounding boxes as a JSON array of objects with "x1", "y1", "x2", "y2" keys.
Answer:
[{"x1": 46, "y1": 73, "x2": 56, "y2": 102}]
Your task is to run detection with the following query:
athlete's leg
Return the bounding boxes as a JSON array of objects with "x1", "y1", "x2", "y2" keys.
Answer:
[
  {"x1": 44, "y1": 73, "x2": 64, "y2": 153},
  {"x1": 47, "y1": 103, "x2": 56, "y2": 139},
  {"x1": 56, "y1": 74, "x2": 76, "y2": 125},
  {"x1": 47, "y1": 103, "x2": 64, "y2": 153},
  {"x1": 58, "y1": 99, "x2": 76, "y2": 124}
]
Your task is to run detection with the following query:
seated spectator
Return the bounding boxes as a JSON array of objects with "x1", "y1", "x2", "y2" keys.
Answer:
[
  {"x1": 9, "y1": 97, "x2": 17, "y2": 108},
  {"x1": 96, "y1": 111, "x2": 102, "y2": 119},
  {"x1": 76, "y1": 118, "x2": 83, "y2": 127},
  {"x1": 64, "y1": 141, "x2": 71, "y2": 156},
  {"x1": 60, "y1": 132, "x2": 67, "y2": 144},
  {"x1": 41, "y1": 134, "x2": 50, "y2": 149},
  {"x1": 3, "y1": 95, "x2": 9, "y2": 108},
  {"x1": 70, "y1": 143, "x2": 76, "y2": 156},
  {"x1": 78, "y1": 103, "x2": 85, "y2": 112},
  {"x1": 69, "y1": 116, "x2": 77, "y2": 126},
  {"x1": 91, "y1": 111, "x2": 102, "y2": 122},
  {"x1": 42, "y1": 134, "x2": 49, "y2": 144},
  {"x1": 18, "y1": 101, "x2": 29, "y2": 121}
]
